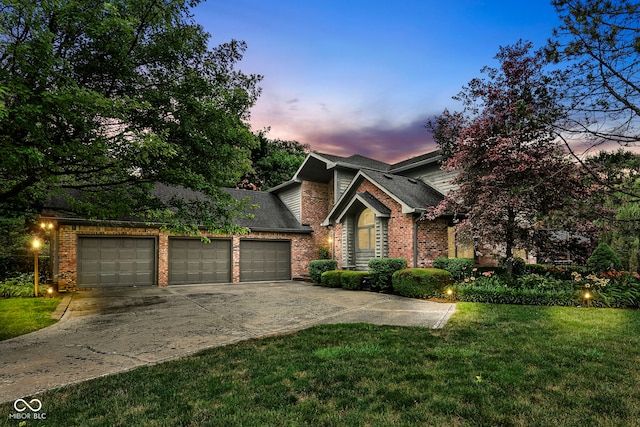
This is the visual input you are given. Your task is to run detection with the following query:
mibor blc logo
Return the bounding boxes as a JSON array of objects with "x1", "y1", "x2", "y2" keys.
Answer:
[{"x1": 8, "y1": 398, "x2": 47, "y2": 420}]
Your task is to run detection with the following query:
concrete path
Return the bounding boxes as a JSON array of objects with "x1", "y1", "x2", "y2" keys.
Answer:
[{"x1": 0, "y1": 281, "x2": 456, "y2": 403}]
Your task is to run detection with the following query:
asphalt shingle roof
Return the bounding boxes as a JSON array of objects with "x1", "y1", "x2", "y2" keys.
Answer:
[{"x1": 360, "y1": 170, "x2": 444, "y2": 211}]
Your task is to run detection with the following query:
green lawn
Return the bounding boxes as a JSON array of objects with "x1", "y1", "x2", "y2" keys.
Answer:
[
  {"x1": 1, "y1": 303, "x2": 639, "y2": 426},
  {"x1": 0, "y1": 297, "x2": 61, "y2": 340}
]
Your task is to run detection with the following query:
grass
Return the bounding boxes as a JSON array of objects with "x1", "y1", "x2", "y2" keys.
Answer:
[
  {"x1": 0, "y1": 297, "x2": 61, "y2": 340},
  {"x1": 2, "y1": 303, "x2": 640, "y2": 426}
]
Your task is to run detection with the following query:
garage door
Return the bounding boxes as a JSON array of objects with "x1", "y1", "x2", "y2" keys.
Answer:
[
  {"x1": 77, "y1": 237, "x2": 156, "y2": 287},
  {"x1": 240, "y1": 240, "x2": 291, "y2": 282},
  {"x1": 169, "y1": 238, "x2": 231, "y2": 285}
]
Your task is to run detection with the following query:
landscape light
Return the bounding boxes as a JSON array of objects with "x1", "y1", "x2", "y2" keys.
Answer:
[{"x1": 32, "y1": 239, "x2": 40, "y2": 297}]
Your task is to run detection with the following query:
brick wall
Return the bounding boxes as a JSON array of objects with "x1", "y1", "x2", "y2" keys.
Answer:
[
  {"x1": 55, "y1": 223, "x2": 313, "y2": 290},
  {"x1": 416, "y1": 218, "x2": 449, "y2": 267},
  {"x1": 329, "y1": 179, "x2": 450, "y2": 269},
  {"x1": 300, "y1": 180, "x2": 331, "y2": 260}
]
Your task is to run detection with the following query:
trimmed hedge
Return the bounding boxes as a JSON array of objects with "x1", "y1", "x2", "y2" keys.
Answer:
[
  {"x1": 309, "y1": 259, "x2": 338, "y2": 284},
  {"x1": 433, "y1": 257, "x2": 475, "y2": 280},
  {"x1": 320, "y1": 270, "x2": 343, "y2": 288},
  {"x1": 341, "y1": 271, "x2": 369, "y2": 290},
  {"x1": 368, "y1": 258, "x2": 407, "y2": 292},
  {"x1": 450, "y1": 284, "x2": 579, "y2": 306},
  {"x1": 392, "y1": 268, "x2": 453, "y2": 299}
]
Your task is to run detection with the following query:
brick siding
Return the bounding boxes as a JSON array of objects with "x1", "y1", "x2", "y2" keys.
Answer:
[{"x1": 55, "y1": 223, "x2": 312, "y2": 291}]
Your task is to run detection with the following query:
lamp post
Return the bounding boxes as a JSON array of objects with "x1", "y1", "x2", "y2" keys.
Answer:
[{"x1": 32, "y1": 238, "x2": 40, "y2": 297}]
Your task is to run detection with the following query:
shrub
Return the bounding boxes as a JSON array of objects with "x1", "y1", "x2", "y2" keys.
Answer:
[
  {"x1": 368, "y1": 258, "x2": 407, "y2": 292},
  {"x1": 432, "y1": 257, "x2": 475, "y2": 280},
  {"x1": 586, "y1": 243, "x2": 622, "y2": 272},
  {"x1": 341, "y1": 271, "x2": 369, "y2": 290},
  {"x1": 451, "y1": 284, "x2": 579, "y2": 306},
  {"x1": 320, "y1": 270, "x2": 343, "y2": 288},
  {"x1": 317, "y1": 247, "x2": 330, "y2": 260},
  {"x1": 499, "y1": 257, "x2": 527, "y2": 277},
  {"x1": 309, "y1": 259, "x2": 338, "y2": 284},
  {"x1": 392, "y1": 268, "x2": 453, "y2": 299},
  {"x1": 0, "y1": 273, "x2": 43, "y2": 297}
]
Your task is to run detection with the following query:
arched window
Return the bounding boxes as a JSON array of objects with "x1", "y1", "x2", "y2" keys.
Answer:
[{"x1": 357, "y1": 208, "x2": 375, "y2": 250}]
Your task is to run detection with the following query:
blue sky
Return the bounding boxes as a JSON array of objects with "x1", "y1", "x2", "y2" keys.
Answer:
[{"x1": 193, "y1": 0, "x2": 563, "y2": 163}]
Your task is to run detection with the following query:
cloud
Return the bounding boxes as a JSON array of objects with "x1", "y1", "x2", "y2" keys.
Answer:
[{"x1": 298, "y1": 116, "x2": 439, "y2": 163}]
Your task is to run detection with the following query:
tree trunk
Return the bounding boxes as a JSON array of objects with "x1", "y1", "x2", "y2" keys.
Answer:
[{"x1": 505, "y1": 208, "x2": 516, "y2": 277}]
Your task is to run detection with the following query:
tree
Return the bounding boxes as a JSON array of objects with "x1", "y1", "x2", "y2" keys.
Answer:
[
  {"x1": 547, "y1": 0, "x2": 640, "y2": 197},
  {"x1": 585, "y1": 150, "x2": 640, "y2": 271},
  {"x1": 427, "y1": 41, "x2": 590, "y2": 272},
  {"x1": 0, "y1": 0, "x2": 262, "y2": 234},
  {"x1": 235, "y1": 131, "x2": 309, "y2": 191}
]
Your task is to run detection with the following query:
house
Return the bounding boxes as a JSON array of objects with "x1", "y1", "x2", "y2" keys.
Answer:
[{"x1": 42, "y1": 149, "x2": 463, "y2": 291}]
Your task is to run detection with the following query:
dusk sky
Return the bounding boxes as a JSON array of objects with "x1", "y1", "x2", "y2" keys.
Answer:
[{"x1": 193, "y1": 1, "x2": 563, "y2": 163}]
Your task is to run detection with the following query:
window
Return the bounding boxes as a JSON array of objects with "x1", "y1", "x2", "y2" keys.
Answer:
[{"x1": 357, "y1": 208, "x2": 375, "y2": 250}]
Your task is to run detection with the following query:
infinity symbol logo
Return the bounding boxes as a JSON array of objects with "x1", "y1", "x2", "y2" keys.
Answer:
[{"x1": 14, "y1": 398, "x2": 42, "y2": 412}]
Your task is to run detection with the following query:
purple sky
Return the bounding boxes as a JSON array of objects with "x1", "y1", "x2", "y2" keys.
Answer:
[{"x1": 193, "y1": 0, "x2": 563, "y2": 163}]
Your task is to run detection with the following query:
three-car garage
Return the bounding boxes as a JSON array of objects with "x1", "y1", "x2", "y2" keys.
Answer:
[{"x1": 76, "y1": 236, "x2": 293, "y2": 287}]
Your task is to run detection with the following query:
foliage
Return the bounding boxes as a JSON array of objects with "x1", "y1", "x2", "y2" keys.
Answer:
[
  {"x1": 0, "y1": 297, "x2": 60, "y2": 340},
  {"x1": 432, "y1": 257, "x2": 475, "y2": 280},
  {"x1": 316, "y1": 246, "x2": 330, "y2": 260},
  {"x1": 586, "y1": 242, "x2": 622, "y2": 272},
  {"x1": 498, "y1": 256, "x2": 527, "y2": 277},
  {"x1": 340, "y1": 271, "x2": 369, "y2": 290},
  {"x1": 236, "y1": 131, "x2": 309, "y2": 190},
  {"x1": 427, "y1": 40, "x2": 590, "y2": 266},
  {"x1": 584, "y1": 151, "x2": 640, "y2": 272},
  {"x1": 320, "y1": 270, "x2": 343, "y2": 288},
  {"x1": 368, "y1": 258, "x2": 407, "y2": 292},
  {"x1": 392, "y1": 268, "x2": 453, "y2": 299},
  {"x1": 0, "y1": 272, "x2": 46, "y2": 297},
  {"x1": 0, "y1": 0, "x2": 262, "y2": 233},
  {"x1": 548, "y1": 0, "x2": 640, "y2": 150},
  {"x1": 308, "y1": 260, "x2": 338, "y2": 284},
  {"x1": 451, "y1": 283, "x2": 578, "y2": 306}
]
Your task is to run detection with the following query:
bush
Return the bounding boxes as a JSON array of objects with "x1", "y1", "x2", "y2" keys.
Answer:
[
  {"x1": 317, "y1": 247, "x2": 330, "y2": 260},
  {"x1": 320, "y1": 270, "x2": 343, "y2": 288},
  {"x1": 499, "y1": 257, "x2": 527, "y2": 277},
  {"x1": 309, "y1": 259, "x2": 338, "y2": 284},
  {"x1": 368, "y1": 258, "x2": 407, "y2": 292},
  {"x1": 586, "y1": 243, "x2": 622, "y2": 272},
  {"x1": 341, "y1": 271, "x2": 369, "y2": 290},
  {"x1": 432, "y1": 257, "x2": 475, "y2": 280},
  {"x1": 0, "y1": 273, "x2": 43, "y2": 297},
  {"x1": 452, "y1": 284, "x2": 579, "y2": 306},
  {"x1": 392, "y1": 268, "x2": 453, "y2": 298}
]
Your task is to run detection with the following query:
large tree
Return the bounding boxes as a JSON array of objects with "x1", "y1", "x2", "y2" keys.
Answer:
[
  {"x1": 235, "y1": 131, "x2": 309, "y2": 191},
  {"x1": 585, "y1": 150, "x2": 640, "y2": 271},
  {"x1": 548, "y1": 0, "x2": 640, "y2": 149},
  {"x1": 427, "y1": 41, "x2": 590, "y2": 269},
  {"x1": 0, "y1": 0, "x2": 261, "y2": 234}
]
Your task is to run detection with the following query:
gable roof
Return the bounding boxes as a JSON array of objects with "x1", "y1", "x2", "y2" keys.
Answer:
[
  {"x1": 222, "y1": 188, "x2": 311, "y2": 233},
  {"x1": 324, "y1": 169, "x2": 445, "y2": 225}
]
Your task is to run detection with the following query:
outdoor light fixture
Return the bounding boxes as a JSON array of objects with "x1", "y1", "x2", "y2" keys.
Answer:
[
  {"x1": 583, "y1": 291, "x2": 592, "y2": 308},
  {"x1": 446, "y1": 288, "x2": 454, "y2": 300},
  {"x1": 32, "y1": 238, "x2": 41, "y2": 297}
]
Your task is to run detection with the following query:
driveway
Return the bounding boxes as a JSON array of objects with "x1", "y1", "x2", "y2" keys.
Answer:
[{"x1": 0, "y1": 281, "x2": 456, "y2": 404}]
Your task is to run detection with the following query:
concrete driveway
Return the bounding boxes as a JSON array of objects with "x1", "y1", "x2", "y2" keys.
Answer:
[{"x1": 0, "y1": 281, "x2": 456, "y2": 403}]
